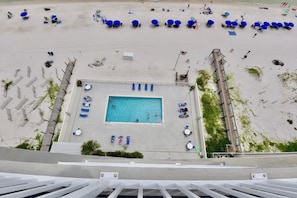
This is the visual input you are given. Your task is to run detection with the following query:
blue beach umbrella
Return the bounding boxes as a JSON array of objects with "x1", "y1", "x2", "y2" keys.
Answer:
[
  {"x1": 151, "y1": 19, "x2": 159, "y2": 26},
  {"x1": 187, "y1": 20, "x2": 195, "y2": 27},
  {"x1": 231, "y1": 21, "x2": 238, "y2": 27},
  {"x1": 113, "y1": 20, "x2": 121, "y2": 27},
  {"x1": 261, "y1": 24, "x2": 268, "y2": 30},
  {"x1": 207, "y1": 19, "x2": 214, "y2": 25},
  {"x1": 277, "y1": 22, "x2": 283, "y2": 28},
  {"x1": 240, "y1": 21, "x2": 247, "y2": 27},
  {"x1": 263, "y1": 21, "x2": 270, "y2": 26},
  {"x1": 20, "y1": 11, "x2": 27, "y2": 17},
  {"x1": 175, "y1": 20, "x2": 181, "y2": 26},
  {"x1": 254, "y1": 22, "x2": 260, "y2": 27},
  {"x1": 225, "y1": 20, "x2": 232, "y2": 26},
  {"x1": 271, "y1": 22, "x2": 278, "y2": 27},
  {"x1": 132, "y1": 20, "x2": 139, "y2": 27},
  {"x1": 167, "y1": 19, "x2": 174, "y2": 26},
  {"x1": 106, "y1": 20, "x2": 113, "y2": 27}
]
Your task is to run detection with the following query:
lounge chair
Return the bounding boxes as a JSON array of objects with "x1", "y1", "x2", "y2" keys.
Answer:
[
  {"x1": 138, "y1": 83, "x2": 141, "y2": 91},
  {"x1": 81, "y1": 108, "x2": 90, "y2": 112},
  {"x1": 126, "y1": 136, "x2": 131, "y2": 145},
  {"x1": 145, "y1": 84, "x2": 148, "y2": 91},
  {"x1": 118, "y1": 136, "x2": 123, "y2": 145},
  {"x1": 79, "y1": 114, "x2": 88, "y2": 118},
  {"x1": 178, "y1": 102, "x2": 187, "y2": 107},
  {"x1": 150, "y1": 84, "x2": 154, "y2": 91},
  {"x1": 111, "y1": 135, "x2": 116, "y2": 144},
  {"x1": 83, "y1": 95, "x2": 92, "y2": 102},
  {"x1": 132, "y1": 83, "x2": 135, "y2": 91}
]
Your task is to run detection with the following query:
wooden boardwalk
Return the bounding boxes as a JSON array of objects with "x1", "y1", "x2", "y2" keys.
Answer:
[
  {"x1": 210, "y1": 49, "x2": 241, "y2": 152},
  {"x1": 40, "y1": 59, "x2": 76, "y2": 152}
]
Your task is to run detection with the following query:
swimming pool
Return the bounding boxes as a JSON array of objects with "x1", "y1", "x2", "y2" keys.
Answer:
[{"x1": 105, "y1": 96, "x2": 163, "y2": 123}]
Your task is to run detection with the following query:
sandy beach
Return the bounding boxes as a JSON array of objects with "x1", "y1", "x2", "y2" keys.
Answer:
[{"x1": 0, "y1": 0, "x2": 296, "y2": 153}]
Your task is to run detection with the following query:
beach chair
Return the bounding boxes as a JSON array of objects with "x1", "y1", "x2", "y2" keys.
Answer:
[
  {"x1": 118, "y1": 136, "x2": 123, "y2": 145},
  {"x1": 79, "y1": 114, "x2": 88, "y2": 118},
  {"x1": 132, "y1": 83, "x2": 135, "y2": 91},
  {"x1": 150, "y1": 84, "x2": 154, "y2": 91},
  {"x1": 111, "y1": 135, "x2": 116, "y2": 144},
  {"x1": 81, "y1": 108, "x2": 90, "y2": 112},
  {"x1": 126, "y1": 136, "x2": 131, "y2": 146}
]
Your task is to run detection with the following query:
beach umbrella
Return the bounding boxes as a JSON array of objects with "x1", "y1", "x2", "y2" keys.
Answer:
[
  {"x1": 271, "y1": 22, "x2": 278, "y2": 27},
  {"x1": 151, "y1": 19, "x2": 159, "y2": 26},
  {"x1": 254, "y1": 22, "x2": 260, "y2": 27},
  {"x1": 240, "y1": 21, "x2": 247, "y2": 27},
  {"x1": 167, "y1": 19, "x2": 174, "y2": 26},
  {"x1": 114, "y1": 20, "x2": 121, "y2": 27},
  {"x1": 106, "y1": 20, "x2": 113, "y2": 27},
  {"x1": 277, "y1": 22, "x2": 283, "y2": 28},
  {"x1": 261, "y1": 24, "x2": 268, "y2": 30},
  {"x1": 289, "y1": 22, "x2": 294, "y2": 27},
  {"x1": 187, "y1": 20, "x2": 195, "y2": 27},
  {"x1": 175, "y1": 20, "x2": 181, "y2": 26},
  {"x1": 231, "y1": 21, "x2": 238, "y2": 27},
  {"x1": 207, "y1": 19, "x2": 214, "y2": 25},
  {"x1": 225, "y1": 20, "x2": 232, "y2": 26},
  {"x1": 263, "y1": 21, "x2": 270, "y2": 26},
  {"x1": 20, "y1": 11, "x2": 27, "y2": 17},
  {"x1": 132, "y1": 20, "x2": 139, "y2": 27}
]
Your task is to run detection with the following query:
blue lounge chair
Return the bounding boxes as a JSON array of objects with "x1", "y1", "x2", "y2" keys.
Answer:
[
  {"x1": 150, "y1": 84, "x2": 154, "y2": 91},
  {"x1": 81, "y1": 108, "x2": 90, "y2": 112},
  {"x1": 126, "y1": 136, "x2": 131, "y2": 145},
  {"x1": 132, "y1": 83, "x2": 135, "y2": 91},
  {"x1": 138, "y1": 83, "x2": 141, "y2": 91},
  {"x1": 79, "y1": 114, "x2": 88, "y2": 118},
  {"x1": 145, "y1": 84, "x2": 148, "y2": 91},
  {"x1": 111, "y1": 135, "x2": 116, "y2": 144}
]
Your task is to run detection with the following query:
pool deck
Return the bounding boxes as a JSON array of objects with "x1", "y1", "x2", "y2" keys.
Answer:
[{"x1": 59, "y1": 80, "x2": 205, "y2": 160}]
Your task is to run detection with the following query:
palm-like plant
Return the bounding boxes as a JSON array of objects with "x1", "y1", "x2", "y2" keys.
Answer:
[{"x1": 81, "y1": 140, "x2": 100, "y2": 155}]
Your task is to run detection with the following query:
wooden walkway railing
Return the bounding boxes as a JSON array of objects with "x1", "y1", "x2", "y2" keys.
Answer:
[
  {"x1": 210, "y1": 49, "x2": 241, "y2": 153},
  {"x1": 40, "y1": 59, "x2": 76, "y2": 152}
]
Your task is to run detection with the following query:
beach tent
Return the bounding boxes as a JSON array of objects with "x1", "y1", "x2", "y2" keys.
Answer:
[{"x1": 151, "y1": 19, "x2": 159, "y2": 26}]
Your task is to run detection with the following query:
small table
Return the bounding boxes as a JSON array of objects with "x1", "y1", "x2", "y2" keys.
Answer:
[
  {"x1": 84, "y1": 84, "x2": 92, "y2": 91},
  {"x1": 74, "y1": 129, "x2": 82, "y2": 136},
  {"x1": 186, "y1": 142, "x2": 193, "y2": 150},
  {"x1": 184, "y1": 129, "x2": 191, "y2": 136}
]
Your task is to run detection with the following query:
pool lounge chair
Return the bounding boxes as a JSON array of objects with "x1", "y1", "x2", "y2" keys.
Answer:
[
  {"x1": 138, "y1": 83, "x2": 141, "y2": 91},
  {"x1": 81, "y1": 108, "x2": 90, "y2": 112},
  {"x1": 126, "y1": 136, "x2": 131, "y2": 145},
  {"x1": 118, "y1": 136, "x2": 123, "y2": 145},
  {"x1": 111, "y1": 135, "x2": 116, "y2": 144},
  {"x1": 150, "y1": 84, "x2": 154, "y2": 91},
  {"x1": 145, "y1": 84, "x2": 148, "y2": 91},
  {"x1": 132, "y1": 83, "x2": 135, "y2": 91},
  {"x1": 79, "y1": 114, "x2": 88, "y2": 118}
]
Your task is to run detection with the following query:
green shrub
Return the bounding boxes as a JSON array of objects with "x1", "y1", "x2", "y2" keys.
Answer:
[{"x1": 81, "y1": 140, "x2": 100, "y2": 155}]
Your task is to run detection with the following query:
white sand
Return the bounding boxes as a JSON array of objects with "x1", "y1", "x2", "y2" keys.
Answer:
[{"x1": 0, "y1": 0, "x2": 296, "y2": 151}]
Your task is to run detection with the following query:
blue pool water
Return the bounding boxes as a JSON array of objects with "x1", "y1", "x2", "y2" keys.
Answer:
[{"x1": 105, "y1": 96, "x2": 163, "y2": 123}]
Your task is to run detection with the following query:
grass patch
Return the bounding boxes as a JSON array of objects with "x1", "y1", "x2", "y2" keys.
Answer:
[
  {"x1": 197, "y1": 70, "x2": 230, "y2": 155},
  {"x1": 245, "y1": 66, "x2": 262, "y2": 80}
]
